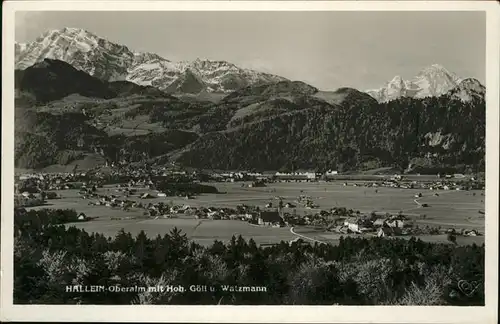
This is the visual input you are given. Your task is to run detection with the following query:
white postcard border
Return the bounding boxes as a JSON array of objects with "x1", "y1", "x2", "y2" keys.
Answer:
[{"x1": 2, "y1": 1, "x2": 499, "y2": 323}]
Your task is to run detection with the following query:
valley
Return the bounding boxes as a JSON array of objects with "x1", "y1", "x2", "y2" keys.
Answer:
[
  {"x1": 22, "y1": 180, "x2": 484, "y2": 247},
  {"x1": 13, "y1": 27, "x2": 487, "y2": 248}
]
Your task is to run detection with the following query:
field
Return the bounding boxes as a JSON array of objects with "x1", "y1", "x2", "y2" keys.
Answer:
[
  {"x1": 27, "y1": 181, "x2": 485, "y2": 246},
  {"x1": 65, "y1": 218, "x2": 295, "y2": 246}
]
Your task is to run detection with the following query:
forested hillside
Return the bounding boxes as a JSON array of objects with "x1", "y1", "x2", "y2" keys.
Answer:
[
  {"x1": 177, "y1": 88, "x2": 485, "y2": 173},
  {"x1": 15, "y1": 59, "x2": 485, "y2": 173}
]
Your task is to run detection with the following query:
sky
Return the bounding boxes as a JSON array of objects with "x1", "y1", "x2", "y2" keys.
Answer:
[{"x1": 15, "y1": 11, "x2": 486, "y2": 90}]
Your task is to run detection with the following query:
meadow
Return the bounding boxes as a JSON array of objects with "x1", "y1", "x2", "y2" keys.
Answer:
[{"x1": 29, "y1": 180, "x2": 485, "y2": 246}]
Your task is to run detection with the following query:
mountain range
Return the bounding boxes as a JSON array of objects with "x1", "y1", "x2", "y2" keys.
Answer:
[
  {"x1": 16, "y1": 28, "x2": 485, "y2": 103},
  {"x1": 14, "y1": 28, "x2": 486, "y2": 173},
  {"x1": 365, "y1": 64, "x2": 485, "y2": 103},
  {"x1": 15, "y1": 28, "x2": 286, "y2": 94}
]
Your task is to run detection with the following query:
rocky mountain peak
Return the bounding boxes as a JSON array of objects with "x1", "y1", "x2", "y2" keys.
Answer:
[
  {"x1": 15, "y1": 28, "x2": 287, "y2": 94},
  {"x1": 449, "y1": 77, "x2": 486, "y2": 102},
  {"x1": 365, "y1": 64, "x2": 480, "y2": 103}
]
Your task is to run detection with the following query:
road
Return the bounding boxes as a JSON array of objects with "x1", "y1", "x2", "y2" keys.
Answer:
[{"x1": 290, "y1": 227, "x2": 327, "y2": 245}]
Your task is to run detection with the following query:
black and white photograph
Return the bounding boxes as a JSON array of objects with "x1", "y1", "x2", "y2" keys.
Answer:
[{"x1": 2, "y1": 1, "x2": 499, "y2": 323}]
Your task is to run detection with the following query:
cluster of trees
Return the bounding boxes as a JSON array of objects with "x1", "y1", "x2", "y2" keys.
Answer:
[
  {"x1": 14, "y1": 208, "x2": 86, "y2": 233},
  {"x1": 105, "y1": 130, "x2": 199, "y2": 163},
  {"x1": 178, "y1": 90, "x2": 485, "y2": 173},
  {"x1": 227, "y1": 98, "x2": 303, "y2": 129},
  {"x1": 155, "y1": 181, "x2": 218, "y2": 197},
  {"x1": 15, "y1": 111, "x2": 106, "y2": 168},
  {"x1": 14, "y1": 196, "x2": 45, "y2": 208},
  {"x1": 14, "y1": 209, "x2": 484, "y2": 305}
]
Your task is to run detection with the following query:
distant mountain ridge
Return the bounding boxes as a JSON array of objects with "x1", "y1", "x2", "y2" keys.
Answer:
[
  {"x1": 16, "y1": 28, "x2": 485, "y2": 102},
  {"x1": 365, "y1": 64, "x2": 483, "y2": 103},
  {"x1": 14, "y1": 45, "x2": 486, "y2": 173},
  {"x1": 15, "y1": 58, "x2": 172, "y2": 103},
  {"x1": 15, "y1": 27, "x2": 287, "y2": 94}
]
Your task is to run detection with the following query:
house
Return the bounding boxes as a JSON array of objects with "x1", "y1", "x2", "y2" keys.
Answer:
[
  {"x1": 332, "y1": 225, "x2": 348, "y2": 234},
  {"x1": 247, "y1": 172, "x2": 264, "y2": 178},
  {"x1": 245, "y1": 213, "x2": 257, "y2": 221},
  {"x1": 140, "y1": 193, "x2": 155, "y2": 199},
  {"x1": 19, "y1": 174, "x2": 33, "y2": 181},
  {"x1": 77, "y1": 213, "x2": 87, "y2": 221},
  {"x1": 386, "y1": 219, "x2": 405, "y2": 228},
  {"x1": 21, "y1": 192, "x2": 35, "y2": 199},
  {"x1": 325, "y1": 170, "x2": 339, "y2": 178},
  {"x1": 304, "y1": 172, "x2": 317, "y2": 180},
  {"x1": 249, "y1": 180, "x2": 266, "y2": 188},
  {"x1": 378, "y1": 227, "x2": 389, "y2": 237},
  {"x1": 373, "y1": 218, "x2": 386, "y2": 227},
  {"x1": 258, "y1": 211, "x2": 283, "y2": 226},
  {"x1": 275, "y1": 171, "x2": 316, "y2": 181},
  {"x1": 207, "y1": 211, "x2": 220, "y2": 219},
  {"x1": 464, "y1": 229, "x2": 480, "y2": 236},
  {"x1": 344, "y1": 217, "x2": 361, "y2": 233},
  {"x1": 377, "y1": 227, "x2": 402, "y2": 237}
]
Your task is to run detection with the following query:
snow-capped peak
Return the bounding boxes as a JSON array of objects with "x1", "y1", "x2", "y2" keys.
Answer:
[
  {"x1": 15, "y1": 42, "x2": 27, "y2": 60},
  {"x1": 414, "y1": 64, "x2": 454, "y2": 79},
  {"x1": 15, "y1": 27, "x2": 287, "y2": 94},
  {"x1": 416, "y1": 64, "x2": 460, "y2": 81},
  {"x1": 35, "y1": 28, "x2": 104, "y2": 51},
  {"x1": 418, "y1": 63, "x2": 447, "y2": 73},
  {"x1": 15, "y1": 42, "x2": 27, "y2": 51},
  {"x1": 42, "y1": 27, "x2": 92, "y2": 37},
  {"x1": 366, "y1": 74, "x2": 415, "y2": 102},
  {"x1": 387, "y1": 75, "x2": 405, "y2": 88},
  {"x1": 365, "y1": 64, "x2": 476, "y2": 103}
]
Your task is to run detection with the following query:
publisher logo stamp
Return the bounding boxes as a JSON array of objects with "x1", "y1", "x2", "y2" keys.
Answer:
[{"x1": 457, "y1": 280, "x2": 482, "y2": 297}]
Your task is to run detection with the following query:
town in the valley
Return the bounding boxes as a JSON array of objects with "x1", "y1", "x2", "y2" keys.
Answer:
[{"x1": 15, "y1": 163, "x2": 485, "y2": 247}]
